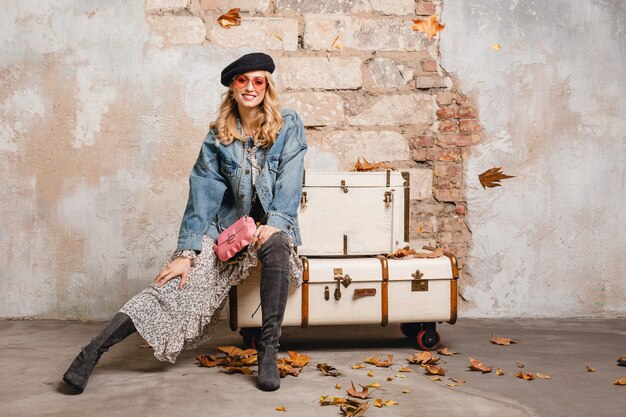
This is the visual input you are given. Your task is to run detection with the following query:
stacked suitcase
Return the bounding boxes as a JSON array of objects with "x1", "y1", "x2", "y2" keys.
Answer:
[{"x1": 228, "y1": 170, "x2": 459, "y2": 350}]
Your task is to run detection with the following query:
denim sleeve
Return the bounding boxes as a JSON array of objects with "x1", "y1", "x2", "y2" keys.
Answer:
[
  {"x1": 266, "y1": 113, "x2": 307, "y2": 234},
  {"x1": 176, "y1": 133, "x2": 227, "y2": 252}
]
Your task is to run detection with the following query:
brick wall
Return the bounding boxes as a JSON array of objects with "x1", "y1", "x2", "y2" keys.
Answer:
[{"x1": 144, "y1": 0, "x2": 478, "y2": 275}]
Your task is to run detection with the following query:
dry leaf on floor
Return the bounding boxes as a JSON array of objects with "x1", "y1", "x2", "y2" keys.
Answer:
[
  {"x1": 411, "y1": 14, "x2": 445, "y2": 39},
  {"x1": 437, "y1": 346, "x2": 459, "y2": 356},
  {"x1": 284, "y1": 351, "x2": 310, "y2": 368},
  {"x1": 586, "y1": 366, "x2": 597, "y2": 372},
  {"x1": 430, "y1": 376, "x2": 442, "y2": 381},
  {"x1": 346, "y1": 381, "x2": 372, "y2": 399},
  {"x1": 217, "y1": 8, "x2": 241, "y2": 28},
  {"x1": 449, "y1": 377, "x2": 465, "y2": 384},
  {"x1": 340, "y1": 399, "x2": 369, "y2": 417},
  {"x1": 479, "y1": 167, "x2": 515, "y2": 189},
  {"x1": 386, "y1": 376, "x2": 394, "y2": 381},
  {"x1": 468, "y1": 357, "x2": 492, "y2": 373},
  {"x1": 365, "y1": 382, "x2": 381, "y2": 388},
  {"x1": 219, "y1": 366, "x2": 254, "y2": 375},
  {"x1": 374, "y1": 398, "x2": 383, "y2": 408},
  {"x1": 367, "y1": 370, "x2": 375, "y2": 377},
  {"x1": 425, "y1": 365, "x2": 447, "y2": 376},
  {"x1": 352, "y1": 363, "x2": 366, "y2": 369},
  {"x1": 215, "y1": 346, "x2": 257, "y2": 357},
  {"x1": 399, "y1": 366, "x2": 412, "y2": 372},
  {"x1": 196, "y1": 354, "x2": 224, "y2": 368},
  {"x1": 536, "y1": 373, "x2": 551, "y2": 379},
  {"x1": 319, "y1": 396, "x2": 348, "y2": 406},
  {"x1": 364, "y1": 354, "x2": 393, "y2": 367},
  {"x1": 514, "y1": 372, "x2": 535, "y2": 381},
  {"x1": 137, "y1": 340, "x2": 151, "y2": 349},
  {"x1": 490, "y1": 43, "x2": 501, "y2": 50},
  {"x1": 496, "y1": 368, "x2": 504, "y2": 376},
  {"x1": 402, "y1": 388, "x2": 410, "y2": 394},
  {"x1": 407, "y1": 351, "x2": 440, "y2": 365},
  {"x1": 490, "y1": 336, "x2": 519, "y2": 346},
  {"x1": 618, "y1": 356, "x2": 626, "y2": 366},
  {"x1": 317, "y1": 363, "x2": 342, "y2": 377},
  {"x1": 384, "y1": 400, "x2": 399, "y2": 406},
  {"x1": 335, "y1": 384, "x2": 342, "y2": 390},
  {"x1": 276, "y1": 406, "x2": 286, "y2": 412},
  {"x1": 277, "y1": 362, "x2": 300, "y2": 378},
  {"x1": 516, "y1": 362, "x2": 525, "y2": 368},
  {"x1": 614, "y1": 378, "x2": 626, "y2": 385},
  {"x1": 394, "y1": 374, "x2": 406, "y2": 379}
]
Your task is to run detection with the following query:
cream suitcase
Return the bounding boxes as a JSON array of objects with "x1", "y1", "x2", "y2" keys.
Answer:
[
  {"x1": 297, "y1": 170, "x2": 410, "y2": 256},
  {"x1": 228, "y1": 247, "x2": 459, "y2": 350}
]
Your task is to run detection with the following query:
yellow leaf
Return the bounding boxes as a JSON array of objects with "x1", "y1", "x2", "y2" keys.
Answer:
[
  {"x1": 425, "y1": 365, "x2": 447, "y2": 376},
  {"x1": 319, "y1": 396, "x2": 348, "y2": 406},
  {"x1": 216, "y1": 8, "x2": 241, "y2": 29},
  {"x1": 276, "y1": 406, "x2": 286, "y2": 412},
  {"x1": 335, "y1": 384, "x2": 342, "y2": 390},
  {"x1": 384, "y1": 400, "x2": 399, "y2": 406},
  {"x1": 614, "y1": 378, "x2": 626, "y2": 385},
  {"x1": 411, "y1": 15, "x2": 445, "y2": 39},
  {"x1": 352, "y1": 363, "x2": 365, "y2": 369},
  {"x1": 536, "y1": 373, "x2": 551, "y2": 379},
  {"x1": 367, "y1": 370, "x2": 375, "y2": 377},
  {"x1": 399, "y1": 366, "x2": 412, "y2": 372},
  {"x1": 365, "y1": 382, "x2": 381, "y2": 388},
  {"x1": 402, "y1": 388, "x2": 410, "y2": 394},
  {"x1": 430, "y1": 376, "x2": 442, "y2": 381},
  {"x1": 496, "y1": 368, "x2": 504, "y2": 376},
  {"x1": 374, "y1": 398, "x2": 383, "y2": 408},
  {"x1": 490, "y1": 43, "x2": 501, "y2": 50}
]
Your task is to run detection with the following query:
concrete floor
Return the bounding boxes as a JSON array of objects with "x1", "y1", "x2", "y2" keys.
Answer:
[{"x1": 0, "y1": 318, "x2": 624, "y2": 417}]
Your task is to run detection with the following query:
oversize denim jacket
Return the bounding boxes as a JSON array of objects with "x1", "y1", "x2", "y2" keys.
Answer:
[{"x1": 176, "y1": 109, "x2": 307, "y2": 252}]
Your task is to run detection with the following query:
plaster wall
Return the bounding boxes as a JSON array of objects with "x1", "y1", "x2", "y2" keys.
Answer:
[{"x1": 440, "y1": 0, "x2": 625, "y2": 316}]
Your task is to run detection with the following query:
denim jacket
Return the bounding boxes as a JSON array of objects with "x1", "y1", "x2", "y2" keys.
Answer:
[{"x1": 176, "y1": 109, "x2": 307, "y2": 252}]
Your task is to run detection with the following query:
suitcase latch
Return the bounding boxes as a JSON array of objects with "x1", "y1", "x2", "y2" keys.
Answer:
[
  {"x1": 300, "y1": 191, "x2": 307, "y2": 209},
  {"x1": 333, "y1": 268, "x2": 352, "y2": 300},
  {"x1": 411, "y1": 269, "x2": 428, "y2": 292},
  {"x1": 384, "y1": 191, "x2": 393, "y2": 208},
  {"x1": 340, "y1": 180, "x2": 349, "y2": 193}
]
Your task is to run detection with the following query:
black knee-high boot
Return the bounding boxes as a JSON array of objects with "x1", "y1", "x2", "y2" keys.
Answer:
[
  {"x1": 256, "y1": 232, "x2": 291, "y2": 391},
  {"x1": 63, "y1": 312, "x2": 136, "y2": 393}
]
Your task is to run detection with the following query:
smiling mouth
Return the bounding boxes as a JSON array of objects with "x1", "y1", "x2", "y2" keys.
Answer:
[{"x1": 242, "y1": 94, "x2": 256, "y2": 101}]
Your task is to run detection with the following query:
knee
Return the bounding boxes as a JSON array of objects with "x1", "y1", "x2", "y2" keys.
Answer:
[{"x1": 258, "y1": 232, "x2": 291, "y2": 262}]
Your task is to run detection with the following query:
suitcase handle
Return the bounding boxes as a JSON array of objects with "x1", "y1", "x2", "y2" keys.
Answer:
[{"x1": 354, "y1": 288, "x2": 377, "y2": 297}]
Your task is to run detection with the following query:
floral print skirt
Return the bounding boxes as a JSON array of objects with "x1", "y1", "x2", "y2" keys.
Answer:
[{"x1": 120, "y1": 234, "x2": 302, "y2": 363}]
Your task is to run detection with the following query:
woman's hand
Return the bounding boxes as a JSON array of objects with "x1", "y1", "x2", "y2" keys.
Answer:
[
  {"x1": 250, "y1": 225, "x2": 280, "y2": 250},
  {"x1": 154, "y1": 257, "x2": 192, "y2": 289}
]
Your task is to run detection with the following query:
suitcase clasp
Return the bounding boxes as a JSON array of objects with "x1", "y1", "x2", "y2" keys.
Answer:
[
  {"x1": 384, "y1": 191, "x2": 393, "y2": 208},
  {"x1": 411, "y1": 269, "x2": 428, "y2": 291},
  {"x1": 300, "y1": 191, "x2": 307, "y2": 209},
  {"x1": 333, "y1": 268, "x2": 352, "y2": 300}
]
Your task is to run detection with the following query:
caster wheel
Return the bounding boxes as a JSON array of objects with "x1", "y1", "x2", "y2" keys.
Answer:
[
  {"x1": 240, "y1": 327, "x2": 261, "y2": 349},
  {"x1": 416, "y1": 329, "x2": 441, "y2": 351},
  {"x1": 400, "y1": 323, "x2": 421, "y2": 338}
]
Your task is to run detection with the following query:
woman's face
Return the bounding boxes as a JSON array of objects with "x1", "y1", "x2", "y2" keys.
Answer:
[{"x1": 231, "y1": 70, "x2": 267, "y2": 110}]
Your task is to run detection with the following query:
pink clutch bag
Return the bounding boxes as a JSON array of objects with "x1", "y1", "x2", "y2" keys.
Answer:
[{"x1": 213, "y1": 216, "x2": 257, "y2": 262}]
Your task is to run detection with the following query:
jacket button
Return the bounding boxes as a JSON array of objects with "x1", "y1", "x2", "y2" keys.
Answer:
[
  {"x1": 239, "y1": 193, "x2": 244, "y2": 199},
  {"x1": 287, "y1": 225, "x2": 291, "y2": 230},
  {"x1": 245, "y1": 169, "x2": 250, "y2": 174}
]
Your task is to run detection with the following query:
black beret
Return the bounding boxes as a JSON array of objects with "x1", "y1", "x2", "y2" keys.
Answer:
[{"x1": 220, "y1": 52, "x2": 275, "y2": 87}]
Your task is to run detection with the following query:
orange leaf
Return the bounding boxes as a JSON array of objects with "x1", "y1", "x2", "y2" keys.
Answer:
[
  {"x1": 388, "y1": 247, "x2": 444, "y2": 259},
  {"x1": 468, "y1": 357, "x2": 492, "y2": 373},
  {"x1": 285, "y1": 351, "x2": 310, "y2": 368},
  {"x1": 351, "y1": 363, "x2": 366, "y2": 369},
  {"x1": 374, "y1": 398, "x2": 383, "y2": 408},
  {"x1": 367, "y1": 370, "x2": 374, "y2": 377},
  {"x1": 196, "y1": 354, "x2": 224, "y2": 368},
  {"x1": 215, "y1": 346, "x2": 256, "y2": 357},
  {"x1": 365, "y1": 354, "x2": 394, "y2": 367},
  {"x1": 479, "y1": 167, "x2": 515, "y2": 189},
  {"x1": 586, "y1": 365, "x2": 597, "y2": 372},
  {"x1": 411, "y1": 15, "x2": 445, "y2": 39},
  {"x1": 437, "y1": 346, "x2": 459, "y2": 356},
  {"x1": 425, "y1": 365, "x2": 446, "y2": 376},
  {"x1": 277, "y1": 362, "x2": 300, "y2": 378},
  {"x1": 402, "y1": 388, "x2": 410, "y2": 394},
  {"x1": 514, "y1": 371, "x2": 535, "y2": 381},
  {"x1": 340, "y1": 400, "x2": 369, "y2": 417},
  {"x1": 496, "y1": 368, "x2": 504, "y2": 376},
  {"x1": 614, "y1": 378, "x2": 626, "y2": 385},
  {"x1": 430, "y1": 376, "x2": 442, "y2": 381},
  {"x1": 618, "y1": 356, "x2": 626, "y2": 366},
  {"x1": 276, "y1": 406, "x2": 286, "y2": 412},
  {"x1": 383, "y1": 400, "x2": 399, "y2": 406},
  {"x1": 489, "y1": 336, "x2": 519, "y2": 346},
  {"x1": 354, "y1": 156, "x2": 388, "y2": 172},
  {"x1": 335, "y1": 384, "x2": 342, "y2": 390},
  {"x1": 219, "y1": 366, "x2": 254, "y2": 375},
  {"x1": 490, "y1": 43, "x2": 502, "y2": 50},
  {"x1": 217, "y1": 8, "x2": 241, "y2": 29},
  {"x1": 346, "y1": 381, "x2": 371, "y2": 399},
  {"x1": 407, "y1": 351, "x2": 440, "y2": 365},
  {"x1": 398, "y1": 366, "x2": 412, "y2": 372}
]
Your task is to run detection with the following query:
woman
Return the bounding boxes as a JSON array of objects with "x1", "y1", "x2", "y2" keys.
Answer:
[{"x1": 62, "y1": 52, "x2": 307, "y2": 393}]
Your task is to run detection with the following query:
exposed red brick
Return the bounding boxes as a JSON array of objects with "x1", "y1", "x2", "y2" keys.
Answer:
[
  {"x1": 438, "y1": 119, "x2": 459, "y2": 133},
  {"x1": 421, "y1": 58, "x2": 438, "y2": 72},
  {"x1": 434, "y1": 188, "x2": 463, "y2": 202},
  {"x1": 412, "y1": 135, "x2": 436, "y2": 147},
  {"x1": 436, "y1": 92, "x2": 454, "y2": 105},
  {"x1": 439, "y1": 217, "x2": 466, "y2": 233},
  {"x1": 455, "y1": 204, "x2": 467, "y2": 216},
  {"x1": 459, "y1": 119, "x2": 481, "y2": 133},
  {"x1": 458, "y1": 106, "x2": 477, "y2": 118},
  {"x1": 436, "y1": 105, "x2": 459, "y2": 119},
  {"x1": 415, "y1": 1, "x2": 437, "y2": 16},
  {"x1": 438, "y1": 133, "x2": 475, "y2": 147},
  {"x1": 434, "y1": 161, "x2": 463, "y2": 178}
]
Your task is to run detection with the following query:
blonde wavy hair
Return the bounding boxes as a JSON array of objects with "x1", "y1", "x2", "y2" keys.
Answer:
[{"x1": 210, "y1": 71, "x2": 284, "y2": 148}]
